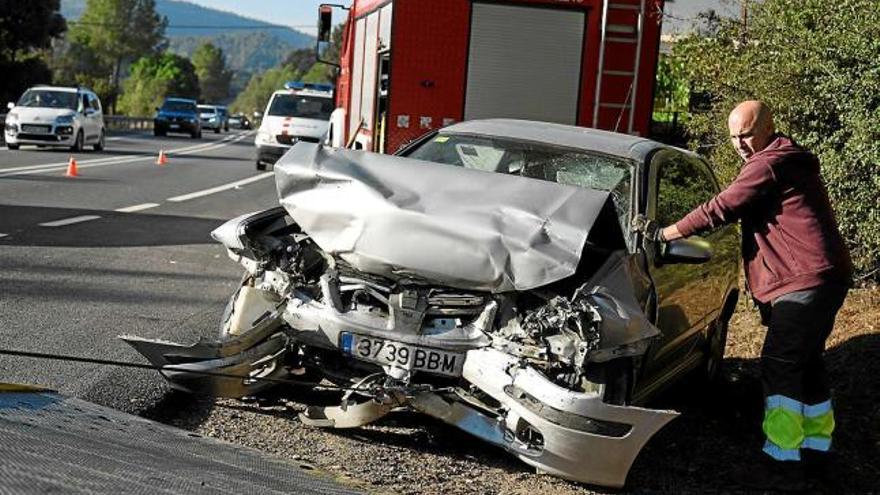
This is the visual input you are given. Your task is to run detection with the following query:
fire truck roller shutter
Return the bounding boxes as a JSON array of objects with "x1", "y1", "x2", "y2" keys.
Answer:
[{"x1": 464, "y1": 2, "x2": 585, "y2": 125}]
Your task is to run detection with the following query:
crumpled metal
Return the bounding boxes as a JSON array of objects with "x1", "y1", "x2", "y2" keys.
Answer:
[{"x1": 274, "y1": 143, "x2": 612, "y2": 293}]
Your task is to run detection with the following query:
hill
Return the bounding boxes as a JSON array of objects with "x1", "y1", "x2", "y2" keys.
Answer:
[{"x1": 60, "y1": 0, "x2": 314, "y2": 73}]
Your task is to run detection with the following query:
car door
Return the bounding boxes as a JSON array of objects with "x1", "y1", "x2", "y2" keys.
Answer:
[
  {"x1": 86, "y1": 94, "x2": 102, "y2": 142},
  {"x1": 641, "y1": 149, "x2": 722, "y2": 379},
  {"x1": 88, "y1": 93, "x2": 103, "y2": 139}
]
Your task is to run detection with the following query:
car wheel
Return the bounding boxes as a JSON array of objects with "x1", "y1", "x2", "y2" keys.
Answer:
[
  {"x1": 93, "y1": 130, "x2": 105, "y2": 151},
  {"x1": 256, "y1": 159, "x2": 266, "y2": 171},
  {"x1": 70, "y1": 130, "x2": 84, "y2": 152},
  {"x1": 214, "y1": 127, "x2": 220, "y2": 134},
  {"x1": 154, "y1": 128, "x2": 165, "y2": 137},
  {"x1": 7, "y1": 143, "x2": 19, "y2": 150},
  {"x1": 700, "y1": 318, "x2": 729, "y2": 384}
]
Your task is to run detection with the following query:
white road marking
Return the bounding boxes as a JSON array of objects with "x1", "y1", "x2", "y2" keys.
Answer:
[
  {"x1": 166, "y1": 172, "x2": 274, "y2": 202},
  {"x1": 0, "y1": 132, "x2": 253, "y2": 177},
  {"x1": 115, "y1": 203, "x2": 160, "y2": 213},
  {"x1": 39, "y1": 215, "x2": 102, "y2": 227}
]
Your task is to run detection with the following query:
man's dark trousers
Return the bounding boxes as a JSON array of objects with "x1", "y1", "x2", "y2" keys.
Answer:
[{"x1": 757, "y1": 283, "x2": 849, "y2": 461}]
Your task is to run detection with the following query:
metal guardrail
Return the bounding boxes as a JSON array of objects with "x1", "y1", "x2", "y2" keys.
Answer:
[{"x1": 103, "y1": 115, "x2": 153, "y2": 132}]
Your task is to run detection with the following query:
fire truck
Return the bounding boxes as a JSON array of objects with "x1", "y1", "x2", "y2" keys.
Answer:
[{"x1": 318, "y1": 0, "x2": 665, "y2": 154}]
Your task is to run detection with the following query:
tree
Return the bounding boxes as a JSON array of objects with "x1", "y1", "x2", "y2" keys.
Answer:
[
  {"x1": 671, "y1": 0, "x2": 880, "y2": 281},
  {"x1": 192, "y1": 42, "x2": 231, "y2": 103},
  {"x1": 69, "y1": 0, "x2": 167, "y2": 112},
  {"x1": 117, "y1": 52, "x2": 199, "y2": 116},
  {"x1": 0, "y1": 0, "x2": 66, "y2": 104},
  {"x1": 282, "y1": 48, "x2": 317, "y2": 75},
  {"x1": 229, "y1": 65, "x2": 298, "y2": 117}
]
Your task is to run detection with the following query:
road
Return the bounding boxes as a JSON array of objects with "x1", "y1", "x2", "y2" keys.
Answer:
[{"x1": 0, "y1": 130, "x2": 278, "y2": 414}]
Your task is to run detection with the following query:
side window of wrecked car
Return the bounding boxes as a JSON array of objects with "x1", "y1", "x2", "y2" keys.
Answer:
[{"x1": 655, "y1": 151, "x2": 716, "y2": 227}]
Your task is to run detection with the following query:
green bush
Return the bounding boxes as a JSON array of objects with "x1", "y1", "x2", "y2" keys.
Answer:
[{"x1": 671, "y1": 0, "x2": 880, "y2": 282}]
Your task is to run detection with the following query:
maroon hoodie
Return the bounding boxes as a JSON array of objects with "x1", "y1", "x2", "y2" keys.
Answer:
[{"x1": 675, "y1": 135, "x2": 852, "y2": 303}]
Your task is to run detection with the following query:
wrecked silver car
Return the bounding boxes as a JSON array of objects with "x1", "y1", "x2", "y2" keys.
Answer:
[{"x1": 123, "y1": 119, "x2": 740, "y2": 488}]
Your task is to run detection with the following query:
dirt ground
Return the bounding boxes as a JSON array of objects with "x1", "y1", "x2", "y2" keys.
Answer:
[{"x1": 147, "y1": 287, "x2": 880, "y2": 494}]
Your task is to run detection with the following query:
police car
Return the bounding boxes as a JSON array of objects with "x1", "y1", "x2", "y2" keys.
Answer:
[{"x1": 254, "y1": 82, "x2": 334, "y2": 170}]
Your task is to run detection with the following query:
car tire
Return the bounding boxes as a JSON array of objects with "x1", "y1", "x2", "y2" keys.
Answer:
[
  {"x1": 699, "y1": 317, "x2": 729, "y2": 385},
  {"x1": 256, "y1": 159, "x2": 266, "y2": 171},
  {"x1": 154, "y1": 128, "x2": 165, "y2": 137},
  {"x1": 214, "y1": 127, "x2": 220, "y2": 134},
  {"x1": 7, "y1": 143, "x2": 19, "y2": 150},
  {"x1": 93, "y1": 130, "x2": 105, "y2": 151},
  {"x1": 70, "y1": 130, "x2": 84, "y2": 152}
]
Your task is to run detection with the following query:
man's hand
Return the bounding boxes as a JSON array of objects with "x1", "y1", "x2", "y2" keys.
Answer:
[{"x1": 631, "y1": 214, "x2": 665, "y2": 243}]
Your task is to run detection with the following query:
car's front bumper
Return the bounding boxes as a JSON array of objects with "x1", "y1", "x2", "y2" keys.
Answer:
[
  {"x1": 5, "y1": 123, "x2": 76, "y2": 146},
  {"x1": 155, "y1": 120, "x2": 199, "y2": 133},
  {"x1": 256, "y1": 144, "x2": 289, "y2": 165},
  {"x1": 413, "y1": 348, "x2": 679, "y2": 488}
]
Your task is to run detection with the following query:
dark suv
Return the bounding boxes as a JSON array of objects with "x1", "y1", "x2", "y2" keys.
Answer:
[{"x1": 154, "y1": 98, "x2": 201, "y2": 138}]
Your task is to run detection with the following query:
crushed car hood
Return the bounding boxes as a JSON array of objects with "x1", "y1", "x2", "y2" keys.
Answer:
[{"x1": 274, "y1": 143, "x2": 613, "y2": 293}]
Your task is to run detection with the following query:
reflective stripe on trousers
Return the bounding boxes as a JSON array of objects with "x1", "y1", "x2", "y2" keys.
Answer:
[{"x1": 763, "y1": 395, "x2": 834, "y2": 461}]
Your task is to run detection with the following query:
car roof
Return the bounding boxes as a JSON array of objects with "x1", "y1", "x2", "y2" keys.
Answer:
[
  {"x1": 29, "y1": 85, "x2": 83, "y2": 94},
  {"x1": 441, "y1": 119, "x2": 677, "y2": 162}
]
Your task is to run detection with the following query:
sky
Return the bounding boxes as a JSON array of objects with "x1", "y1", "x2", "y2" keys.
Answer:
[
  {"x1": 185, "y1": 0, "x2": 735, "y2": 35},
  {"x1": 187, "y1": 0, "x2": 329, "y2": 35}
]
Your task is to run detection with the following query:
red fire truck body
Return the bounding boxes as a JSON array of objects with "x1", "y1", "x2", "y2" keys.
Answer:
[{"x1": 329, "y1": 0, "x2": 665, "y2": 154}]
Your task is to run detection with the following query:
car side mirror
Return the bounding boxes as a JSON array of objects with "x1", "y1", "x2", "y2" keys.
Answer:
[
  {"x1": 659, "y1": 236, "x2": 713, "y2": 265},
  {"x1": 6, "y1": 102, "x2": 14, "y2": 110}
]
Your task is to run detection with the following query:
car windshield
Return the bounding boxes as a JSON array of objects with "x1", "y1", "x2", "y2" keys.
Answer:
[
  {"x1": 197, "y1": 106, "x2": 216, "y2": 114},
  {"x1": 267, "y1": 94, "x2": 333, "y2": 119},
  {"x1": 17, "y1": 90, "x2": 78, "y2": 110},
  {"x1": 403, "y1": 132, "x2": 634, "y2": 228},
  {"x1": 162, "y1": 101, "x2": 195, "y2": 113}
]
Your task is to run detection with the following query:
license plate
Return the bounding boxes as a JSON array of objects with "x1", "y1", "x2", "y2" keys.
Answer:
[
  {"x1": 340, "y1": 333, "x2": 463, "y2": 376},
  {"x1": 21, "y1": 125, "x2": 49, "y2": 133},
  {"x1": 169, "y1": 124, "x2": 180, "y2": 129}
]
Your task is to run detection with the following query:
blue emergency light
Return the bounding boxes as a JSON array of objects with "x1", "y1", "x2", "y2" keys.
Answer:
[{"x1": 283, "y1": 81, "x2": 334, "y2": 93}]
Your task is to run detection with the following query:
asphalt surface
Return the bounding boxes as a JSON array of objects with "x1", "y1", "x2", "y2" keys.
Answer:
[{"x1": 0, "y1": 130, "x2": 279, "y2": 414}]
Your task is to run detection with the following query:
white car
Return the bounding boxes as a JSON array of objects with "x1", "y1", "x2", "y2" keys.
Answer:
[
  {"x1": 198, "y1": 104, "x2": 223, "y2": 133},
  {"x1": 254, "y1": 82, "x2": 333, "y2": 170},
  {"x1": 5, "y1": 86, "x2": 105, "y2": 151}
]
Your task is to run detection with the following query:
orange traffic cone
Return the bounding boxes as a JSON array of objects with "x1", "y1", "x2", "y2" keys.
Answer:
[
  {"x1": 156, "y1": 149, "x2": 169, "y2": 166},
  {"x1": 65, "y1": 156, "x2": 78, "y2": 177}
]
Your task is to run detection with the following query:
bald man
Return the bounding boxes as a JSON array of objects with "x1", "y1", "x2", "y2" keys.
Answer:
[{"x1": 659, "y1": 101, "x2": 852, "y2": 490}]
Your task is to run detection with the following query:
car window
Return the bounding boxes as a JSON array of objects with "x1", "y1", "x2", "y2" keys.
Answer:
[
  {"x1": 17, "y1": 90, "x2": 78, "y2": 110},
  {"x1": 88, "y1": 95, "x2": 101, "y2": 112},
  {"x1": 267, "y1": 94, "x2": 334, "y2": 119},
  {"x1": 163, "y1": 101, "x2": 196, "y2": 113},
  {"x1": 655, "y1": 151, "x2": 718, "y2": 227},
  {"x1": 402, "y1": 133, "x2": 634, "y2": 227}
]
